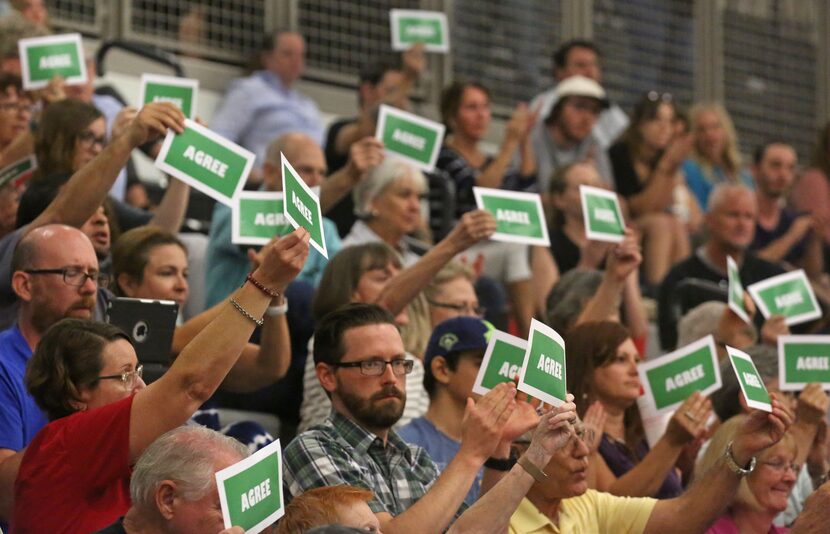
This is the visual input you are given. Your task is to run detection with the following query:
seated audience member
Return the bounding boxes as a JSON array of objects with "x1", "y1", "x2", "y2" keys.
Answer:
[
  {"x1": 530, "y1": 75, "x2": 613, "y2": 194},
  {"x1": 0, "y1": 11, "x2": 49, "y2": 76},
  {"x1": 608, "y1": 92, "x2": 696, "y2": 286},
  {"x1": 0, "y1": 73, "x2": 30, "y2": 153},
  {"x1": 682, "y1": 103, "x2": 754, "y2": 210},
  {"x1": 677, "y1": 301, "x2": 757, "y2": 360},
  {"x1": 424, "y1": 261, "x2": 482, "y2": 326},
  {"x1": 325, "y1": 49, "x2": 424, "y2": 235},
  {"x1": 696, "y1": 415, "x2": 798, "y2": 534},
  {"x1": 790, "y1": 120, "x2": 830, "y2": 250},
  {"x1": 750, "y1": 141, "x2": 823, "y2": 278},
  {"x1": 211, "y1": 31, "x2": 323, "y2": 168},
  {"x1": 658, "y1": 183, "x2": 784, "y2": 350},
  {"x1": 508, "y1": 397, "x2": 793, "y2": 533},
  {"x1": 206, "y1": 132, "x2": 382, "y2": 307},
  {"x1": 277, "y1": 486, "x2": 383, "y2": 534},
  {"x1": 0, "y1": 226, "x2": 102, "y2": 463},
  {"x1": 530, "y1": 39, "x2": 629, "y2": 150},
  {"x1": 0, "y1": 227, "x2": 308, "y2": 532},
  {"x1": 437, "y1": 80, "x2": 536, "y2": 218},
  {"x1": 566, "y1": 321, "x2": 711, "y2": 498},
  {"x1": 709, "y1": 344, "x2": 828, "y2": 527},
  {"x1": 300, "y1": 209, "x2": 496, "y2": 431},
  {"x1": 285, "y1": 303, "x2": 579, "y2": 534},
  {"x1": 344, "y1": 158, "x2": 427, "y2": 266},
  {"x1": 94, "y1": 426, "x2": 248, "y2": 534},
  {"x1": 8, "y1": 0, "x2": 48, "y2": 29}
]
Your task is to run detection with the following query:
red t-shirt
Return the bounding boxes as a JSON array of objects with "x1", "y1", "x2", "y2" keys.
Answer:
[{"x1": 11, "y1": 395, "x2": 134, "y2": 534}]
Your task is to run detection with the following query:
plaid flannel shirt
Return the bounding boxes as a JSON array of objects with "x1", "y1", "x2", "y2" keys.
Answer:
[{"x1": 284, "y1": 410, "x2": 466, "y2": 516}]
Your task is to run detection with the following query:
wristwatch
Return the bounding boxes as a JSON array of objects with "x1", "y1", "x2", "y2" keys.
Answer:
[
  {"x1": 724, "y1": 440, "x2": 756, "y2": 476},
  {"x1": 485, "y1": 449, "x2": 518, "y2": 472}
]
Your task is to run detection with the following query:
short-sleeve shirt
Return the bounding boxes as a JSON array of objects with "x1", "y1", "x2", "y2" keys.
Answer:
[
  {"x1": 508, "y1": 491, "x2": 657, "y2": 534},
  {"x1": 12, "y1": 395, "x2": 134, "y2": 534},
  {"x1": 682, "y1": 159, "x2": 754, "y2": 211},
  {"x1": 0, "y1": 325, "x2": 47, "y2": 452},
  {"x1": 283, "y1": 410, "x2": 456, "y2": 517},
  {"x1": 398, "y1": 416, "x2": 482, "y2": 507}
]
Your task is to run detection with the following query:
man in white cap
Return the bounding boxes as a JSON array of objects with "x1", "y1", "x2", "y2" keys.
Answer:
[{"x1": 530, "y1": 75, "x2": 613, "y2": 194}]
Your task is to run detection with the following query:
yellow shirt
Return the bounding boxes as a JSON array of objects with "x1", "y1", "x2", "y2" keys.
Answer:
[{"x1": 508, "y1": 490, "x2": 657, "y2": 534}]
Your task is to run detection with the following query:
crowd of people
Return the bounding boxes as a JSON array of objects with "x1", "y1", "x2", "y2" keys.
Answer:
[{"x1": 0, "y1": 1, "x2": 829, "y2": 533}]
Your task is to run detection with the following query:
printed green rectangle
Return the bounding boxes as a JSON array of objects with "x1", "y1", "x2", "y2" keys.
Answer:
[
  {"x1": 638, "y1": 336, "x2": 722, "y2": 415},
  {"x1": 580, "y1": 185, "x2": 625, "y2": 243},
  {"x1": 747, "y1": 270, "x2": 820, "y2": 326},
  {"x1": 728, "y1": 346, "x2": 771, "y2": 412},
  {"x1": 756, "y1": 279, "x2": 813, "y2": 316},
  {"x1": 473, "y1": 334, "x2": 527, "y2": 395},
  {"x1": 727, "y1": 255, "x2": 750, "y2": 324},
  {"x1": 0, "y1": 156, "x2": 36, "y2": 188},
  {"x1": 778, "y1": 336, "x2": 830, "y2": 390},
  {"x1": 145, "y1": 83, "x2": 194, "y2": 117},
  {"x1": 18, "y1": 34, "x2": 87, "y2": 89},
  {"x1": 155, "y1": 119, "x2": 253, "y2": 207},
  {"x1": 383, "y1": 114, "x2": 438, "y2": 163},
  {"x1": 474, "y1": 187, "x2": 550, "y2": 246},
  {"x1": 398, "y1": 18, "x2": 443, "y2": 46},
  {"x1": 281, "y1": 153, "x2": 328, "y2": 258},
  {"x1": 645, "y1": 347, "x2": 717, "y2": 410},
  {"x1": 233, "y1": 193, "x2": 292, "y2": 246},
  {"x1": 390, "y1": 9, "x2": 449, "y2": 53},
  {"x1": 518, "y1": 319, "x2": 567, "y2": 406}
]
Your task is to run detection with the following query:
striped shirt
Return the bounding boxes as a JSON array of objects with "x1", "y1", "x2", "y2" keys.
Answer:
[{"x1": 284, "y1": 410, "x2": 459, "y2": 517}]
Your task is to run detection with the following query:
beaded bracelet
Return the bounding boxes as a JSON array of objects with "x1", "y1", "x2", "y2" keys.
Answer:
[
  {"x1": 229, "y1": 298, "x2": 264, "y2": 327},
  {"x1": 246, "y1": 273, "x2": 281, "y2": 299}
]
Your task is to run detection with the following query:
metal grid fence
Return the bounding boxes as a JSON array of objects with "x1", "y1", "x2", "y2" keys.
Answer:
[
  {"x1": 594, "y1": 0, "x2": 695, "y2": 118},
  {"x1": 47, "y1": 0, "x2": 100, "y2": 35},
  {"x1": 723, "y1": 1, "x2": 818, "y2": 161}
]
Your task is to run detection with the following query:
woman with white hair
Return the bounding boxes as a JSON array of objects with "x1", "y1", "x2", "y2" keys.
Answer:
[{"x1": 343, "y1": 158, "x2": 428, "y2": 266}]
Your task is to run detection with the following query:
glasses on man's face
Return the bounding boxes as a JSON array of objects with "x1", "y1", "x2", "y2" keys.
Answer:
[
  {"x1": 97, "y1": 365, "x2": 143, "y2": 390},
  {"x1": 426, "y1": 298, "x2": 486, "y2": 317},
  {"x1": 329, "y1": 358, "x2": 415, "y2": 376},
  {"x1": 77, "y1": 130, "x2": 106, "y2": 148},
  {"x1": 760, "y1": 458, "x2": 800, "y2": 474},
  {"x1": 646, "y1": 91, "x2": 673, "y2": 103},
  {"x1": 24, "y1": 267, "x2": 110, "y2": 288}
]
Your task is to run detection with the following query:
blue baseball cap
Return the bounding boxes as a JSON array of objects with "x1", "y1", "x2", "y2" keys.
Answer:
[{"x1": 424, "y1": 317, "x2": 495, "y2": 369}]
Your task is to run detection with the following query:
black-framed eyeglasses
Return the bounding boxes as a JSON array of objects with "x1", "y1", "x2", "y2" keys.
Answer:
[
  {"x1": 329, "y1": 358, "x2": 415, "y2": 376},
  {"x1": 646, "y1": 90, "x2": 673, "y2": 103},
  {"x1": 0, "y1": 101, "x2": 34, "y2": 114},
  {"x1": 426, "y1": 298, "x2": 486, "y2": 317},
  {"x1": 77, "y1": 130, "x2": 106, "y2": 148},
  {"x1": 24, "y1": 267, "x2": 110, "y2": 288},
  {"x1": 97, "y1": 364, "x2": 143, "y2": 390}
]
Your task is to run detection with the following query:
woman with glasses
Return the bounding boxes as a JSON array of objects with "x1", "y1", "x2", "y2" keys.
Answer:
[
  {"x1": 566, "y1": 321, "x2": 713, "y2": 499},
  {"x1": 0, "y1": 73, "x2": 32, "y2": 239},
  {"x1": 696, "y1": 415, "x2": 798, "y2": 533},
  {"x1": 608, "y1": 91, "x2": 696, "y2": 288},
  {"x1": 4, "y1": 228, "x2": 309, "y2": 533}
]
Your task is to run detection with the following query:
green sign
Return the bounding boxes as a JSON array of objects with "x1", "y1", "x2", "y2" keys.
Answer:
[
  {"x1": 517, "y1": 319, "x2": 567, "y2": 406},
  {"x1": 0, "y1": 155, "x2": 37, "y2": 188},
  {"x1": 638, "y1": 336, "x2": 721, "y2": 414},
  {"x1": 747, "y1": 269, "x2": 821, "y2": 326},
  {"x1": 155, "y1": 118, "x2": 254, "y2": 207},
  {"x1": 473, "y1": 330, "x2": 527, "y2": 395},
  {"x1": 375, "y1": 104, "x2": 445, "y2": 172},
  {"x1": 216, "y1": 439, "x2": 284, "y2": 533},
  {"x1": 139, "y1": 74, "x2": 199, "y2": 119},
  {"x1": 778, "y1": 335, "x2": 830, "y2": 391},
  {"x1": 580, "y1": 185, "x2": 625, "y2": 242},
  {"x1": 390, "y1": 9, "x2": 449, "y2": 53},
  {"x1": 281, "y1": 153, "x2": 328, "y2": 258},
  {"x1": 727, "y1": 255, "x2": 750, "y2": 324},
  {"x1": 473, "y1": 187, "x2": 550, "y2": 246},
  {"x1": 18, "y1": 33, "x2": 86, "y2": 89},
  {"x1": 727, "y1": 346, "x2": 772, "y2": 412},
  {"x1": 233, "y1": 191, "x2": 292, "y2": 246}
]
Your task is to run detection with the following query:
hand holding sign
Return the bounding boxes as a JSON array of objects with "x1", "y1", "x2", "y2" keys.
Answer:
[
  {"x1": 253, "y1": 227, "x2": 310, "y2": 292},
  {"x1": 344, "y1": 137, "x2": 385, "y2": 182},
  {"x1": 444, "y1": 209, "x2": 497, "y2": 253},
  {"x1": 731, "y1": 393, "x2": 794, "y2": 466},
  {"x1": 605, "y1": 229, "x2": 642, "y2": 282},
  {"x1": 527, "y1": 394, "x2": 579, "y2": 458},
  {"x1": 128, "y1": 101, "x2": 185, "y2": 147}
]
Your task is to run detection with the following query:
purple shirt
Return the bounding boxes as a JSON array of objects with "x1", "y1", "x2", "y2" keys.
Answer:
[{"x1": 598, "y1": 433, "x2": 684, "y2": 499}]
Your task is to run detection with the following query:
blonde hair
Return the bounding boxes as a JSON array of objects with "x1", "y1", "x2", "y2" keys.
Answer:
[
  {"x1": 689, "y1": 102, "x2": 743, "y2": 180},
  {"x1": 695, "y1": 415, "x2": 797, "y2": 512}
]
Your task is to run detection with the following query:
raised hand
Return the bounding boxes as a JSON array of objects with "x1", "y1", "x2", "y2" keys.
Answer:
[
  {"x1": 445, "y1": 209, "x2": 496, "y2": 253},
  {"x1": 252, "y1": 227, "x2": 310, "y2": 291},
  {"x1": 732, "y1": 394, "x2": 794, "y2": 465},
  {"x1": 664, "y1": 392, "x2": 712, "y2": 447},
  {"x1": 123, "y1": 101, "x2": 185, "y2": 148},
  {"x1": 459, "y1": 382, "x2": 517, "y2": 464},
  {"x1": 500, "y1": 389, "x2": 541, "y2": 444},
  {"x1": 346, "y1": 136, "x2": 384, "y2": 180},
  {"x1": 760, "y1": 315, "x2": 790, "y2": 346},
  {"x1": 796, "y1": 383, "x2": 829, "y2": 427},
  {"x1": 528, "y1": 394, "x2": 578, "y2": 456},
  {"x1": 605, "y1": 228, "x2": 642, "y2": 282},
  {"x1": 582, "y1": 401, "x2": 607, "y2": 454}
]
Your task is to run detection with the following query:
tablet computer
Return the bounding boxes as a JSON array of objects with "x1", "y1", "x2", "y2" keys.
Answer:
[{"x1": 106, "y1": 297, "x2": 178, "y2": 366}]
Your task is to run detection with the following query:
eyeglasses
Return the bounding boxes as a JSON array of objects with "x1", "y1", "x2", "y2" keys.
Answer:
[
  {"x1": 97, "y1": 365, "x2": 143, "y2": 390},
  {"x1": 0, "y1": 101, "x2": 33, "y2": 113},
  {"x1": 760, "y1": 458, "x2": 801, "y2": 473},
  {"x1": 329, "y1": 358, "x2": 415, "y2": 376},
  {"x1": 24, "y1": 267, "x2": 110, "y2": 288},
  {"x1": 77, "y1": 130, "x2": 106, "y2": 148},
  {"x1": 646, "y1": 91, "x2": 673, "y2": 103},
  {"x1": 426, "y1": 298, "x2": 486, "y2": 317}
]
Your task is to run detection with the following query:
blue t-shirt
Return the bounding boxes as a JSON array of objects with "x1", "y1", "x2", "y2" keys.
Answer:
[
  {"x1": 398, "y1": 416, "x2": 482, "y2": 507},
  {"x1": 0, "y1": 325, "x2": 48, "y2": 451},
  {"x1": 682, "y1": 158, "x2": 754, "y2": 211}
]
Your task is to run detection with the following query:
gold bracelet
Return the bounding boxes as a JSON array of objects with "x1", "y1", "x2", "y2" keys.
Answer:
[
  {"x1": 229, "y1": 298, "x2": 264, "y2": 327},
  {"x1": 517, "y1": 454, "x2": 549, "y2": 483}
]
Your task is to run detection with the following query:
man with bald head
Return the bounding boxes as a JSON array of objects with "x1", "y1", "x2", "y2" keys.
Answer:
[
  {"x1": 657, "y1": 183, "x2": 784, "y2": 349},
  {"x1": 0, "y1": 224, "x2": 105, "y2": 463},
  {"x1": 205, "y1": 132, "x2": 381, "y2": 307}
]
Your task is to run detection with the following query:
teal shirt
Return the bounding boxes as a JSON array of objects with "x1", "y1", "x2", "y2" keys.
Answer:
[{"x1": 205, "y1": 202, "x2": 341, "y2": 308}]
